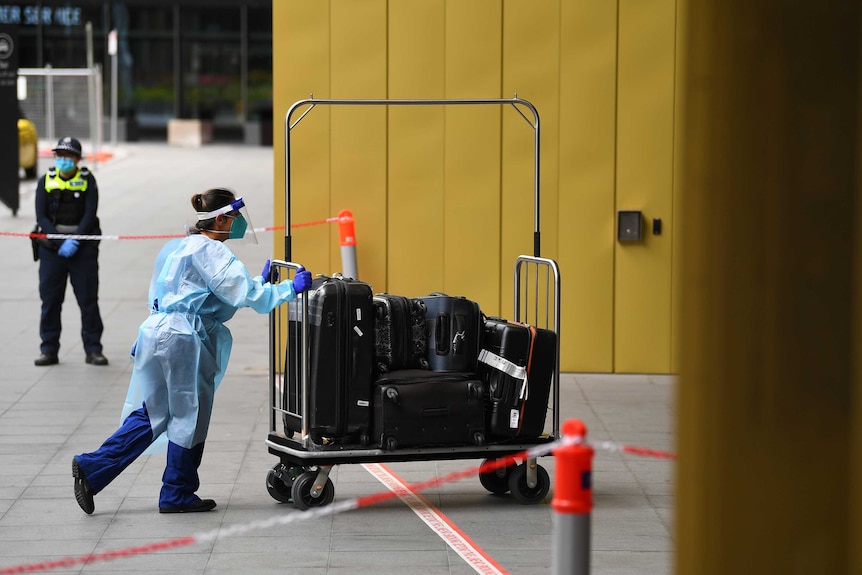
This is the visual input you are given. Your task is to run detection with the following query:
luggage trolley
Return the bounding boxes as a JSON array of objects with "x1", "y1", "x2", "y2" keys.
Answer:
[{"x1": 265, "y1": 97, "x2": 561, "y2": 510}]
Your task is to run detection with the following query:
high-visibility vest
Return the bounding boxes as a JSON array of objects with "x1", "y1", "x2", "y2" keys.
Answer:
[{"x1": 44, "y1": 167, "x2": 90, "y2": 226}]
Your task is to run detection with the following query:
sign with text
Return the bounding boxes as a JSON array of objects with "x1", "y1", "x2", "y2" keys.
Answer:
[
  {"x1": 0, "y1": 5, "x2": 82, "y2": 27},
  {"x1": 0, "y1": 24, "x2": 19, "y2": 214}
]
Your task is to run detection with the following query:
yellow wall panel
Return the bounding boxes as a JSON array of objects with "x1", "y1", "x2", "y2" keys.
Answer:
[
  {"x1": 443, "y1": 0, "x2": 502, "y2": 312},
  {"x1": 558, "y1": 0, "x2": 618, "y2": 372},
  {"x1": 331, "y1": 0, "x2": 388, "y2": 287},
  {"x1": 501, "y1": 1, "x2": 561, "y2": 317},
  {"x1": 615, "y1": 0, "x2": 676, "y2": 372},
  {"x1": 387, "y1": 1, "x2": 445, "y2": 296},
  {"x1": 273, "y1": 1, "x2": 331, "y2": 271}
]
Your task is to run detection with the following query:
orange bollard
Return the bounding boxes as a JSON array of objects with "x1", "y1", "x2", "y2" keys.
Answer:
[
  {"x1": 552, "y1": 419, "x2": 594, "y2": 575},
  {"x1": 336, "y1": 209, "x2": 358, "y2": 279}
]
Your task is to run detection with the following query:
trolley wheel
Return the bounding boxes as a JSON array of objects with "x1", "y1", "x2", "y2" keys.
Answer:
[
  {"x1": 508, "y1": 463, "x2": 550, "y2": 504},
  {"x1": 292, "y1": 471, "x2": 335, "y2": 510},
  {"x1": 266, "y1": 463, "x2": 301, "y2": 503},
  {"x1": 478, "y1": 458, "x2": 514, "y2": 495}
]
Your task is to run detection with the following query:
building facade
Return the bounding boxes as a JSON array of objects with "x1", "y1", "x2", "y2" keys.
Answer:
[{"x1": 4, "y1": 0, "x2": 272, "y2": 142}]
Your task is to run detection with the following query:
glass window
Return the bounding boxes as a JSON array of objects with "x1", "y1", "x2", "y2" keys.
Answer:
[
  {"x1": 124, "y1": 5, "x2": 175, "y2": 135},
  {"x1": 179, "y1": 5, "x2": 241, "y2": 137},
  {"x1": 247, "y1": 5, "x2": 272, "y2": 129}
]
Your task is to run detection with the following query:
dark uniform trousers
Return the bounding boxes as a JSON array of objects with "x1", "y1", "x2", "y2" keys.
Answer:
[
  {"x1": 74, "y1": 404, "x2": 207, "y2": 509},
  {"x1": 38, "y1": 241, "x2": 104, "y2": 355}
]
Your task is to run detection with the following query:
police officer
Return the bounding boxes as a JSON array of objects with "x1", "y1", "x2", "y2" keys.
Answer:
[{"x1": 34, "y1": 137, "x2": 108, "y2": 366}]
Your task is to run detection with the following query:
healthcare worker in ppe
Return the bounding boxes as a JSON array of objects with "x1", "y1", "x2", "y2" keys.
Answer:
[{"x1": 72, "y1": 187, "x2": 313, "y2": 514}]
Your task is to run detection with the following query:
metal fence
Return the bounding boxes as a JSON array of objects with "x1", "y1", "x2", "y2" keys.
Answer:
[{"x1": 18, "y1": 65, "x2": 103, "y2": 159}]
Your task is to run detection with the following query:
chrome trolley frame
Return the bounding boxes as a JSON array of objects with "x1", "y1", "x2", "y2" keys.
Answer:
[{"x1": 264, "y1": 98, "x2": 561, "y2": 510}]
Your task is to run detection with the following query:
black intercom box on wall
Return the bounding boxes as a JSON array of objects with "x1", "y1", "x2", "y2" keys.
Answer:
[{"x1": 617, "y1": 210, "x2": 642, "y2": 242}]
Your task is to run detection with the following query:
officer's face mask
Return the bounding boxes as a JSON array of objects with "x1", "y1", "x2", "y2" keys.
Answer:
[{"x1": 55, "y1": 157, "x2": 76, "y2": 173}]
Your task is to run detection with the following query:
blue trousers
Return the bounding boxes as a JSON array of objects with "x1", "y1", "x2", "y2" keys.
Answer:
[
  {"x1": 38, "y1": 244, "x2": 104, "y2": 355},
  {"x1": 74, "y1": 404, "x2": 207, "y2": 508}
]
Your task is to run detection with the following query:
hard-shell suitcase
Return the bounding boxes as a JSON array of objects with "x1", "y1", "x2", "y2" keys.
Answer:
[
  {"x1": 415, "y1": 293, "x2": 482, "y2": 373},
  {"x1": 372, "y1": 294, "x2": 429, "y2": 375},
  {"x1": 373, "y1": 370, "x2": 486, "y2": 450},
  {"x1": 285, "y1": 275, "x2": 374, "y2": 444},
  {"x1": 478, "y1": 317, "x2": 556, "y2": 439}
]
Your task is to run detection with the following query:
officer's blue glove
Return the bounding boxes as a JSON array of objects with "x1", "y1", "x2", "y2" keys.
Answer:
[
  {"x1": 293, "y1": 266, "x2": 312, "y2": 293},
  {"x1": 58, "y1": 239, "x2": 79, "y2": 258},
  {"x1": 260, "y1": 259, "x2": 271, "y2": 283}
]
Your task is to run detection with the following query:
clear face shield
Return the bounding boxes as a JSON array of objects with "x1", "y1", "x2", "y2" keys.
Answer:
[{"x1": 196, "y1": 197, "x2": 258, "y2": 244}]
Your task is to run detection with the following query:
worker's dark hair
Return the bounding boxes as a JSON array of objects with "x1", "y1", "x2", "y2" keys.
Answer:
[{"x1": 191, "y1": 187, "x2": 236, "y2": 233}]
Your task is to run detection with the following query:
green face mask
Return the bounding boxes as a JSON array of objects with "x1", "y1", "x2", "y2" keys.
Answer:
[{"x1": 227, "y1": 213, "x2": 248, "y2": 240}]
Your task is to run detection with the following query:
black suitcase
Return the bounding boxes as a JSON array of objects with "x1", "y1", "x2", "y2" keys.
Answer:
[
  {"x1": 372, "y1": 294, "x2": 429, "y2": 375},
  {"x1": 285, "y1": 275, "x2": 374, "y2": 444},
  {"x1": 478, "y1": 317, "x2": 556, "y2": 439},
  {"x1": 415, "y1": 293, "x2": 482, "y2": 373},
  {"x1": 373, "y1": 370, "x2": 486, "y2": 450}
]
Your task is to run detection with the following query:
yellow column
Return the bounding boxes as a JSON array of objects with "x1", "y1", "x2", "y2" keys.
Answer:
[{"x1": 676, "y1": 1, "x2": 860, "y2": 573}]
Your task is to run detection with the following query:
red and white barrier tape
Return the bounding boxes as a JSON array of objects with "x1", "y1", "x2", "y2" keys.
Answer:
[
  {"x1": 593, "y1": 440, "x2": 678, "y2": 460},
  {"x1": 0, "y1": 216, "x2": 340, "y2": 242},
  {"x1": 0, "y1": 437, "x2": 675, "y2": 574}
]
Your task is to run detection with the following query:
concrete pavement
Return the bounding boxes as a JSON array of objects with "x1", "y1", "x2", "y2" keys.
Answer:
[{"x1": 0, "y1": 143, "x2": 676, "y2": 574}]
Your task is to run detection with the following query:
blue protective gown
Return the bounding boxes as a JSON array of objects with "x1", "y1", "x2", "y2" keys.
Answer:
[{"x1": 121, "y1": 235, "x2": 296, "y2": 449}]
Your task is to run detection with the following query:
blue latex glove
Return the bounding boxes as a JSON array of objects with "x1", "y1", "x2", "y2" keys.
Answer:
[
  {"x1": 260, "y1": 259, "x2": 271, "y2": 283},
  {"x1": 58, "y1": 238, "x2": 79, "y2": 258},
  {"x1": 293, "y1": 266, "x2": 312, "y2": 293}
]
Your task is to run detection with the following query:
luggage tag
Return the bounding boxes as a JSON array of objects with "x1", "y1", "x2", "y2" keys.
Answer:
[
  {"x1": 478, "y1": 349, "x2": 529, "y2": 429},
  {"x1": 510, "y1": 409, "x2": 520, "y2": 429}
]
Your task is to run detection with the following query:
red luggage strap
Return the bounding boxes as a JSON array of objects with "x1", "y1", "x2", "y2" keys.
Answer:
[{"x1": 517, "y1": 325, "x2": 538, "y2": 434}]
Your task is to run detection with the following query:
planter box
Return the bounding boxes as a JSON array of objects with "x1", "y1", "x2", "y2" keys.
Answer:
[{"x1": 168, "y1": 119, "x2": 213, "y2": 147}]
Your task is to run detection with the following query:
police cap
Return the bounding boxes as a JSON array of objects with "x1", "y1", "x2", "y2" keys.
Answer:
[{"x1": 52, "y1": 136, "x2": 83, "y2": 158}]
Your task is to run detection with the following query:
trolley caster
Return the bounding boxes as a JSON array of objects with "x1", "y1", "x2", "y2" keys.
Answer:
[
  {"x1": 478, "y1": 458, "x2": 514, "y2": 495},
  {"x1": 292, "y1": 470, "x2": 335, "y2": 510},
  {"x1": 508, "y1": 462, "x2": 550, "y2": 504},
  {"x1": 266, "y1": 463, "x2": 302, "y2": 503}
]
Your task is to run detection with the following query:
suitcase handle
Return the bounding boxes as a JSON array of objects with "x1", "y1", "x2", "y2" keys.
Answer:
[{"x1": 435, "y1": 314, "x2": 450, "y2": 354}]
